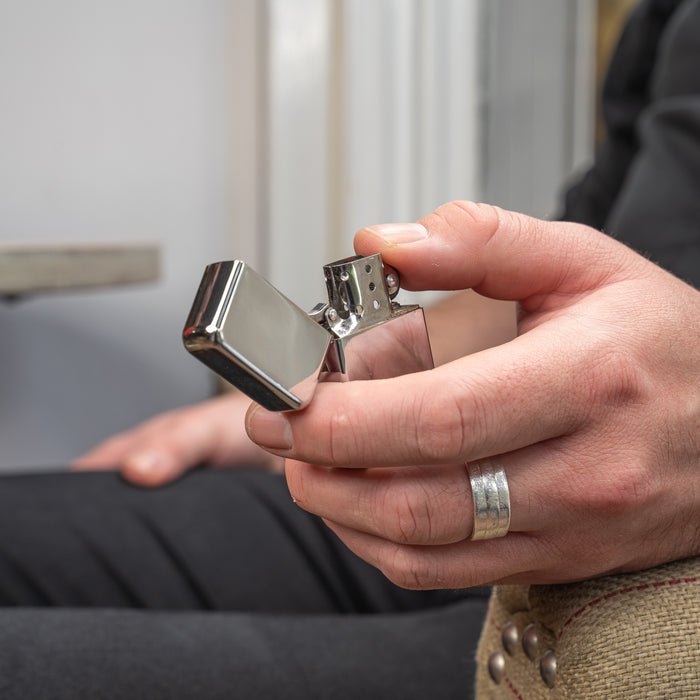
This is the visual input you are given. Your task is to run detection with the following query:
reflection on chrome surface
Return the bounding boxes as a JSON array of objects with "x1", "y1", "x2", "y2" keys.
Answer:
[{"x1": 183, "y1": 254, "x2": 433, "y2": 411}]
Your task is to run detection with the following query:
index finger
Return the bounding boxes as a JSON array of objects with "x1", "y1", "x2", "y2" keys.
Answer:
[{"x1": 246, "y1": 325, "x2": 589, "y2": 467}]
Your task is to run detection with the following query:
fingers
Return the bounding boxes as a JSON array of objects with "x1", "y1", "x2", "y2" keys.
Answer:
[
  {"x1": 320, "y1": 520, "x2": 542, "y2": 589},
  {"x1": 284, "y1": 452, "x2": 545, "y2": 547},
  {"x1": 74, "y1": 394, "x2": 281, "y2": 487},
  {"x1": 353, "y1": 201, "x2": 644, "y2": 303},
  {"x1": 282, "y1": 440, "x2": 629, "y2": 589},
  {"x1": 284, "y1": 438, "x2": 565, "y2": 548},
  {"x1": 283, "y1": 455, "x2": 542, "y2": 588},
  {"x1": 73, "y1": 409, "x2": 219, "y2": 487},
  {"x1": 247, "y1": 331, "x2": 586, "y2": 468},
  {"x1": 285, "y1": 460, "x2": 475, "y2": 545},
  {"x1": 284, "y1": 414, "x2": 680, "y2": 588}
]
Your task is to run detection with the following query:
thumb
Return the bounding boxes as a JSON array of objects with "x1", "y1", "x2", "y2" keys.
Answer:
[{"x1": 354, "y1": 201, "x2": 644, "y2": 303}]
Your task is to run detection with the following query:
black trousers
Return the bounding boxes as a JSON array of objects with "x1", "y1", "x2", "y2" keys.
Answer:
[{"x1": 0, "y1": 469, "x2": 488, "y2": 699}]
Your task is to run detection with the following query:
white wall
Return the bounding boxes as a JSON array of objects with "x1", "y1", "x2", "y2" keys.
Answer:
[{"x1": 0, "y1": 0, "x2": 258, "y2": 469}]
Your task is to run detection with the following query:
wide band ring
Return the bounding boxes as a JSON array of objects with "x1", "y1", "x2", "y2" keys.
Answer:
[{"x1": 468, "y1": 458, "x2": 511, "y2": 540}]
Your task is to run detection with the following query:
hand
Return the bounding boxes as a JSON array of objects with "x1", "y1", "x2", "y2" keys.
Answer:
[
  {"x1": 246, "y1": 201, "x2": 700, "y2": 589},
  {"x1": 73, "y1": 392, "x2": 282, "y2": 487}
]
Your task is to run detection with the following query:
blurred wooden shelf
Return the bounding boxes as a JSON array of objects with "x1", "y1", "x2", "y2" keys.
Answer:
[{"x1": 0, "y1": 242, "x2": 160, "y2": 298}]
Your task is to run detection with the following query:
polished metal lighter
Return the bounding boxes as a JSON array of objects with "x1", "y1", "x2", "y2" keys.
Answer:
[{"x1": 183, "y1": 254, "x2": 433, "y2": 411}]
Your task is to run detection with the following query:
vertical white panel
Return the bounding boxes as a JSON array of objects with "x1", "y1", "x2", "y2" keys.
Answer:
[
  {"x1": 417, "y1": 0, "x2": 480, "y2": 213},
  {"x1": 384, "y1": 0, "x2": 421, "y2": 221},
  {"x1": 266, "y1": 0, "x2": 331, "y2": 308},
  {"x1": 340, "y1": 0, "x2": 417, "y2": 237},
  {"x1": 339, "y1": 0, "x2": 480, "y2": 234}
]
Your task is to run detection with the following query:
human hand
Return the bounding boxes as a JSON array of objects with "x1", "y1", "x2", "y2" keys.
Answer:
[
  {"x1": 246, "y1": 201, "x2": 700, "y2": 589},
  {"x1": 73, "y1": 392, "x2": 282, "y2": 487}
]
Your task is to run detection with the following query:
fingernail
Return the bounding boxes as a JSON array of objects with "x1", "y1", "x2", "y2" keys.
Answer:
[
  {"x1": 246, "y1": 406, "x2": 293, "y2": 451},
  {"x1": 126, "y1": 451, "x2": 166, "y2": 477},
  {"x1": 367, "y1": 222, "x2": 428, "y2": 244}
]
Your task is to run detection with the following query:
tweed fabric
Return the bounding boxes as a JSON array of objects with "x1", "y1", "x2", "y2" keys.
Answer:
[{"x1": 475, "y1": 557, "x2": 700, "y2": 699}]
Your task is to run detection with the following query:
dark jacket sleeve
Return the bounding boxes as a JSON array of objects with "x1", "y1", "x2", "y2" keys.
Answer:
[
  {"x1": 561, "y1": 0, "x2": 681, "y2": 230},
  {"x1": 562, "y1": 0, "x2": 700, "y2": 286},
  {"x1": 604, "y1": 0, "x2": 700, "y2": 286}
]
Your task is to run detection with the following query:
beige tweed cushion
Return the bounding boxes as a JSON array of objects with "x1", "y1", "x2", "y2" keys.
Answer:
[{"x1": 475, "y1": 557, "x2": 700, "y2": 699}]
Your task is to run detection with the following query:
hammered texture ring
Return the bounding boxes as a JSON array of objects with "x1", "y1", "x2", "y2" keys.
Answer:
[{"x1": 468, "y1": 458, "x2": 511, "y2": 540}]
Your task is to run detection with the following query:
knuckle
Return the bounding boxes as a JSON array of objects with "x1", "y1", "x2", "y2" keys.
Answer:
[
  {"x1": 322, "y1": 386, "x2": 368, "y2": 466},
  {"x1": 382, "y1": 547, "x2": 438, "y2": 590},
  {"x1": 567, "y1": 450, "x2": 654, "y2": 519},
  {"x1": 383, "y1": 488, "x2": 433, "y2": 545},
  {"x1": 576, "y1": 337, "x2": 647, "y2": 414},
  {"x1": 433, "y1": 200, "x2": 499, "y2": 234},
  {"x1": 603, "y1": 457, "x2": 655, "y2": 514},
  {"x1": 325, "y1": 409, "x2": 356, "y2": 466},
  {"x1": 412, "y1": 388, "x2": 467, "y2": 463},
  {"x1": 284, "y1": 461, "x2": 310, "y2": 507}
]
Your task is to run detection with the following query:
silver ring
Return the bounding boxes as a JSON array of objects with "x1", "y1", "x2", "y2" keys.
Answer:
[{"x1": 468, "y1": 458, "x2": 511, "y2": 540}]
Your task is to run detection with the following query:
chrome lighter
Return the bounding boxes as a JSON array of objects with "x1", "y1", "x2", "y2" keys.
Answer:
[{"x1": 183, "y1": 254, "x2": 433, "y2": 411}]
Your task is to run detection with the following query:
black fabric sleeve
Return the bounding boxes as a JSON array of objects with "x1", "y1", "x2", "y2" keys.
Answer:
[
  {"x1": 561, "y1": 0, "x2": 682, "y2": 230},
  {"x1": 604, "y1": 0, "x2": 700, "y2": 286}
]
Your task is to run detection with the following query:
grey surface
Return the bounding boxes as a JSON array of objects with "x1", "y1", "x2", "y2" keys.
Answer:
[{"x1": 0, "y1": 243, "x2": 160, "y2": 297}]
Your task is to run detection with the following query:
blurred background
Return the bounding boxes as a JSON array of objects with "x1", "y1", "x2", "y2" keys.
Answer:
[{"x1": 0, "y1": 0, "x2": 636, "y2": 470}]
